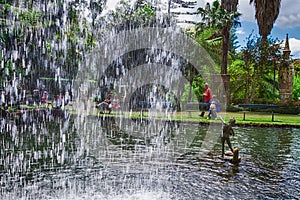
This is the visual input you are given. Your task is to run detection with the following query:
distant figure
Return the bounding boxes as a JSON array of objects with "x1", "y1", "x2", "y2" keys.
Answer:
[
  {"x1": 221, "y1": 118, "x2": 236, "y2": 158},
  {"x1": 95, "y1": 86, "x2": 106, "y2": 103},
  {"x1": 207, "y1": 95, "x2": 221, "y2": 119},
  {"x1": 199, "y1": 83, "x2": 211, "y2": 117},
  {"x1": 97, "y1": 95, "x2": 112, "y2": 114},
  {"x1": 55, "y1": 93, "x2": 63, "y2": 109},
  {"x1": 41, "y1": 91, "x2": 48, "y2": 104},
  {"x1": 111, "y1": 94, "x2": 120, "y2": 110},
  {"x1": 32, "y1": 89, "x2": 40, "y2": 106},
  {"x1": 40, "y1": 85, "x2": 47, "y2": 96},
  {"x1": 21, "y1": 89, "x2": 26, "y2": 103},
  {"x1": 1, "y1": 90, "x2": 6, "y2": 106},
  {"x1": 40, "y1": 85, "x2": 48, "y2": 103},
  {"x1": 64, "y1": 91, "x2": 70, "y2": 106}
]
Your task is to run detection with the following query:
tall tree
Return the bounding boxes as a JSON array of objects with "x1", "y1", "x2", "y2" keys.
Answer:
[
  {"x1": 229, "y1": 34, "x2": 282, "y2": 104},
  {"x1": 196, "y1": 0, "x2": 240, "y2": 74},
  {"x1": 196, "y1": 1, "x2": 223, "y2": 35},
  {"x1": 250, "y1": 0, "x2": 281, "y2": 43},
  {"x1": 221, "y1": 0, "x2": 238, "y2": 74},
  {"x1": 196, "y1": 0, "x2": 240, "y2": 105}
]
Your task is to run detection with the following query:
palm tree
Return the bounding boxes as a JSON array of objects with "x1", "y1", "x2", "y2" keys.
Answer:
[
  {"x1": 196, "y1": 0, "x2": 240, "y2": 74},
  {"x1": 250, "y1": 0, "x2": 281, "y2": 43},
  {"x1": 221, "y1": 0, "x2": 238, "y2": 74},
  {"x1": 196, "y1": 1, "x2": 223, "y2": 35}
]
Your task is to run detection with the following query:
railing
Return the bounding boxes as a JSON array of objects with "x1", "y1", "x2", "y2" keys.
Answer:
[{"x1": 238, "y1": 104, "x2": 279, "y2": 121}]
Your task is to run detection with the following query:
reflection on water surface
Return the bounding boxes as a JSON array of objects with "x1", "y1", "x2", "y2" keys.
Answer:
[{"x1": 0, "y1": 112, "x2": 299, "y2": 199}]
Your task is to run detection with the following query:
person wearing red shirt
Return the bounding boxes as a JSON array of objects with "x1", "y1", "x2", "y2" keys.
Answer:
[{"x1": 200, "y1": 83, "x2": 211, "y2": 117}]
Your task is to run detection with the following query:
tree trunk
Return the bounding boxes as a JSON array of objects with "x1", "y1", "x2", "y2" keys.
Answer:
[
  {"x1": 244, "y1": 71, "x2": 250, "y2": 103},
  {"x1": 249, "y1": 70, "x2": 259, "y2": 103},
  {"x1": 188, "y1": 82, "x2": 193, "y2": 102},
  {"x1": 221, "y1": 25, "x2": 229, "y2": 74},
  {"x1": 220, "y1": 0, "x2": 238, "y2": 106},
  {"x1": 249, "y1": 82, "x2": 256, "y2": 103},
  {"x1": 221, "y1": 0, "x2": 238, "y2": 74},
  {"x1": 188, "y1": 68, "x2": 194, "y2": 102}
]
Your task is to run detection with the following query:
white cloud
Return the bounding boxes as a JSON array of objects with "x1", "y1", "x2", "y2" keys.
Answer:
[
  {"x1": 238, "y1": 0, "x2": 300, "y2": 28},
  {"x1": 290, "y1": 38, "x2": 300, "y2": 57},
  {"x1": 236, "y1": 28, "x2": 245, "y2": 35},
  {"x1": 197, "y1": 1, "x2": 300, "y2": 58},
  {"x1": 276, "y1": 0, "x2": 300, "y2": 28},
  {"x1": 237, "y1": 1, "x2": 255, "y2": 22},
  {"x1": 276, "y1": 13, "x2": 300, "y2": 28}
]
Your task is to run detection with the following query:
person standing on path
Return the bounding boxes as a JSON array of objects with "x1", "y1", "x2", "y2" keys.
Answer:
[{"x1": 199, "y1": 83, "x2": 211, "y2": 117}]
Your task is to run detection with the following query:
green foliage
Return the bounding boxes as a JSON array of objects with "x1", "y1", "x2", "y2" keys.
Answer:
[
  {"x1": 0, "y1": 0, "x2": 104, "y2": 92},
  {"x1": 192, "y1": 76, "x2": 205, "y2": 102},
  {"x1": 196, "y1": 0, "x2": 240, "y2": 35},
  {"x1": 105, "y1": 0, "x2": 158, "y2": 30},
  {"x1": 0, "y1": 3, "x2": 11, "y2": 16},
  {"x1": 46, "y1": 41, "x2": 51, "y2": 52},
  {"x1": 136, "y1": 5, "x2": 154, "y2": 16},
  {"x1": 185, "y1": 27, "x2": 223, "y2": 66},
  {"x1": 293, "y1": 60, "x2": 300, "y2": 77},
  {"x1": 193, "y1": 0, "x2": 241, "y2": 74},
  {"x1": 228, "y1": 59, "x2": 248, "y2": 101},
  {"x1": 196, "y1": 28, "x2": 222, "y2": 66},
  {"x1": 68, "y1": 7, "x2": 78, "y2": 23},
  {"x1": 135, "y1": 5, "x2": 155, "y2": 25},
  {"x1": 197, "y1": 28, "x2": 221, "y2": 45},
  {"x1": 86, "y1": 33, "x2": 94, "y2": 46},
  {"x1": 196, "y1": 0, "x2": 223, "y2": 32},
  {"x1": 229, "y1": 27, "x2": 240, "y2": 58},
  {"x1": 180, "y1": 79, "x2": 203, "y2": 102},
  {"x1": 229, "y1": 33, "x2": 282, "y2": 104},
  {"x1": 292, "y1": 76, "x2": 300, "y2": 100},
  {"x1": 180, "y1": 62, "x2": 205, "y2": 102},
  {"x1": 181, "y1": 78, "x2": 205, "y2": 103},
  {"x1": 17, "y1": 8, "x2": 42, "y2": 26}
]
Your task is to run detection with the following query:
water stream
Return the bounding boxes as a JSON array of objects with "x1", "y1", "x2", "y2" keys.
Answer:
[{"x1": 1, "y1": 1, "x2": 299, "y2": 199}]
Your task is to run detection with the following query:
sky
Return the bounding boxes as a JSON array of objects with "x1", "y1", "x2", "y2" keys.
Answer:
[
  {"x1": 235, "y1": 0, "x2": 300, "y2": 59},
  {"x1": 174, "y1": 0, "x2": 300, "y2": 59},
  {"x1": 104, "y1": 0, "x2": 300, "y2": 59}
]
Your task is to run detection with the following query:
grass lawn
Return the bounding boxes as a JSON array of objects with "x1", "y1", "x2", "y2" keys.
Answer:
[
  {"x1": 216, "y1": 112, "x2": 300, "y2": 126},
  {"x1": 96, "y1": 110, "x2": 300, "y2": 127},
  {"x1": 3, "y1": 105, "x2": 299, "y2": 127}
]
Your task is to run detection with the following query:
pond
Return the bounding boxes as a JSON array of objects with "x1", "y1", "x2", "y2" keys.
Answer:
[{"x1": 0, "y1": 111, "x2": 299, "y2": 199}]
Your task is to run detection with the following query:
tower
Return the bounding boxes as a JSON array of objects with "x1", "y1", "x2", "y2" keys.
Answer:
[{"x1": 278, "y1": 34, "x2": 294, "y2": 106}]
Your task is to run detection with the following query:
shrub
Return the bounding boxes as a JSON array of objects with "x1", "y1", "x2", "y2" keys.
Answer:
[{"x1": 292, "y1": 76, "x2": 300, "y2": 101}]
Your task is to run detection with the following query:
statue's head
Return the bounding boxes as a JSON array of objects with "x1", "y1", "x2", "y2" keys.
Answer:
[{"x1": 229, "y1": 118, "x2": 236, "y2": 125}]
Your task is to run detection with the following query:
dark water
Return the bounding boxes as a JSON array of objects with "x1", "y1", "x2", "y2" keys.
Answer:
[{"x1": 0, "y1": 111, "x2": 299, "y2": 199}]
